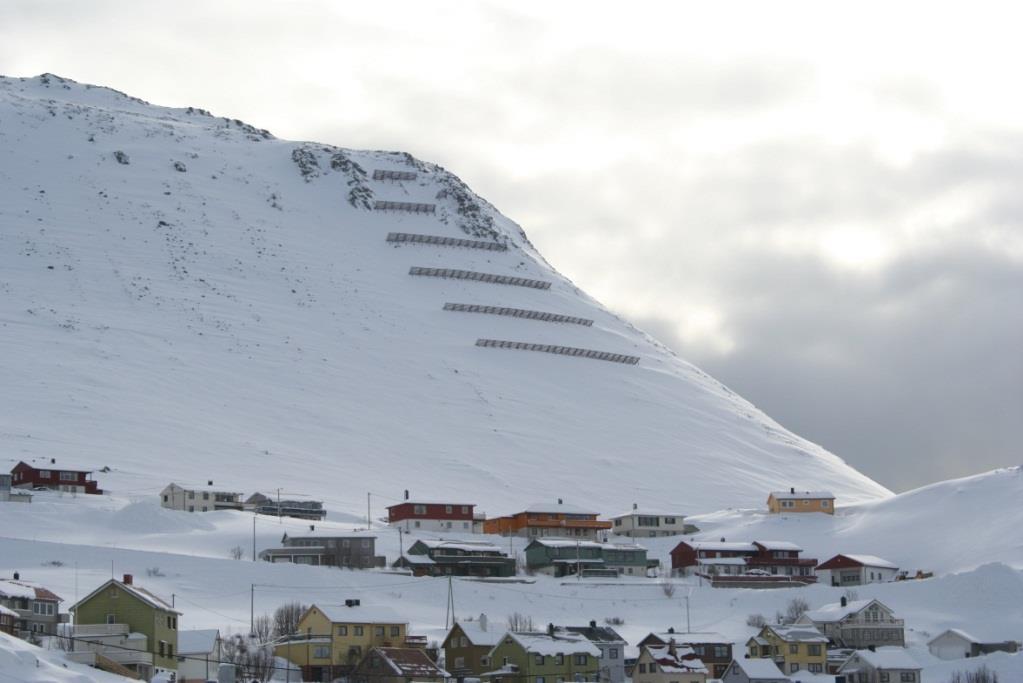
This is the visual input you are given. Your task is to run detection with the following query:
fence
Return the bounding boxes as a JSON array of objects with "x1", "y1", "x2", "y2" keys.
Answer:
[
  {"x1": 475, "y1": 339, "x2": 639, "y2": 365},
  {"x1": 444, "y1": 303, "x2": 592, "y2": 326},
  {"x1": 373, "y1": 169, "x2": 418, "y2": 181},
  {"x1": 387, "y1": 232, "x2": 507, "y2": 251},
  {"x1": 409, "y1": 267, "x2": 551, "y2": 290},
  {"x1": 373, "y1": 200, "x2": 436, "y2": 213}
]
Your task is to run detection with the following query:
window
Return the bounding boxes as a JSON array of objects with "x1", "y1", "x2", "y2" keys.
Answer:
[
  {"x1": 109, "y1": 588, "x2": 118, "y2": 598},
  {"x1": 900, "y1": 675, "x2": 916, "y2": 682},
  {"x1": 39, "y1": 470, "x2": 51, "y2": 479},
  {"x1": 414, "y1": 521, "x2": 421, "y2": 528},
  {"x1": 463, "y1": 522, "x2": 469, "y2": 529},
  {"x1": 574, "y1": 654, "x2": 587, "y2": 665},
  {"x1": 536, "y1": 677, "x2": 545, "y2": 683},
  {"x1": 481, "y1": 657, "x2": 490, "y2": 667},
  {"x1": 557, "y1": 654, "x2": 565, "y2": 665},
  {"x1": 391, "y1": 626, "x2": 400, "y2": 637},
  {"x1": 354, "y1": 626, "x2": 364, "y2": 636},
  {"x1": 880, "y1": 674, "x2": 890, "y2": 683},
  {"x1": 188, "y1": 491, "x2": 194, "y2": 499},
  {"x1": 338, "y1": 626, "x2": 348, "y2": 635},
  {"x1": 789, "y1": 663, "x2": 799, "y2": 673},
  {"x1": 375, "y1": 626, "x2": 384, "y2": 636},
  {"x1": 609, "y1": 648, "x2": 618, "y2": 659},
  {"x1": 414, "y1": 505, "x2": 426, "y2": 515},
  {"x1": 454, "y1": 657, "x2": 465, "y2": 669},
  {"x1": 159, "y1": 641, "x2": 166, "y2": 657},
  {"x1": 446, "y1": 506, "x2": 453, "y2": 514},
  {"x1": 809, "y1": 663, "x2": 823, "y2": 673},
  {"x1": 535, "y1": 654, "x2": 544, "y2": 665},
  {"x1": 821, "y1": 500, "x2": 829, "y2": 507},
  {"x1": 789, "y1": 644, "x2": 798, "y2": 654},
  {"x1": 664, "y1": 517, "x2": 676, "y2": 524},
  {"x1": 782, "y1": 500, "x2": 794, "y2": 508},
  {"x1": 614, "y1": 519, "x2": 621, "y2": 526},
  {"x1": 203, "y1": 492, "x2": 209, "y2": 500},
  {"x1": 60, "y1": 472, "x2": 77, "y2": 481},
  {"x1": 714, "y1": 645, "x2": 728, "y2": 658},
  {"x1": 106, "y1": 614, "x2": 115, "y2": 624},
  {"x1": 802, "y1": 500, "x2": 809, "y2": 506},
  {"x1": 808, "y1": 644, "x2": 821, "y2": 655},
  {"x1": 638, "y1": 664, "x2": 646, "y2": 674},
  {"x1": 362, "y1": 539, "x2": 371, "y2": 548},
  {"x1": 163, "y1": 495, "x2": 168, "y2": 503},
  {"x1": 749, "y1": 646, "x2": 758, "y2": 657},
  {"x1": 168, "y1": 644, "x2": 173, "y2": 657},
  {"x1": 343, "y1": 539, "x2": 351, "y2": 547},
  {"x1": 314, "y1": 646, "x2": 330, "y2": 658},
  {"x1": 461, "y1": 506, "x2": 469, "y2": 514}
]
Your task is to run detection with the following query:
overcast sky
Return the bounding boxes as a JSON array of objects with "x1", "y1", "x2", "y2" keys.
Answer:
[{"x1": 3, "y1": 1, "x2": 1021, "y2": 492}]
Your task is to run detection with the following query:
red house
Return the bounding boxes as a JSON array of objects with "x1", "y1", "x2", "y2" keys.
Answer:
[
  {"x1": 670, "y1": 539, "x2": 816, "y2": 584},
  {"x1": 11, "y1": 460, "x2": 102, "y2": 495},
  {"x1": 387, "y1": 499, "x2": 476, "y2": 533}
]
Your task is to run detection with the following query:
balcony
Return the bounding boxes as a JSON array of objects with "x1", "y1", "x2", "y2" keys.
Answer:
[
  {"x1": 67, "y1": 648, "x2": 153, "y2": 666},
  {"x1": 74, "y1": 623, "x2": 129, "y2": 637},
  {"x1": 843, "y1": 618, "x2": 905, "y2": 628}
]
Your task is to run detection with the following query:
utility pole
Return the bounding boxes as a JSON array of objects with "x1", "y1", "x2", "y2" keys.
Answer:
[
  {"x1": 277, "y1": 487, "x2": 282, "y2": 523},
  {"x1": 684, "y1": 589, "x2": 692, "y2": 633},
  {"x1": 250, "y1": 584, "x2": 255, "y2": 637},
  {"x1": 252, "y1": 514, "x2": 257, "y2": 562},
  {"x1": 398, "y1": 527, "x2": 404, "y2": 563},
  {"x1": 366, "y1": 492, "x2": 371, "y2": 531},
  {"x1": 576, "y1": 539, "x2": 581, "y2": 581}
]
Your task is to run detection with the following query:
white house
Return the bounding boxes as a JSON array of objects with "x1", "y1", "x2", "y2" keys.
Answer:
[
  {"x1": 719, "y1": 658, "x2": 790, "y2": 683},
  {"x1": 836, "y1": 648, "x2": 921, "y2": 683},
  {"x1": 160, "y1": 483, "x2": 243, "y2": 513},
  {"x1": 177, "y1": 629, "x2": 221, "y2": 683},
  {"x1": 927, "y1": 628, "x2": 1021, "y2": 660},
  {"x1": 797, "y1": 597, "x2": 905, "y2": 648},
  {"x1": 814, "y1": 554, "x2": 899, "y2": 586},
  {"x1": 610, "y1": 505, "x2": 690, "y2": 537}
]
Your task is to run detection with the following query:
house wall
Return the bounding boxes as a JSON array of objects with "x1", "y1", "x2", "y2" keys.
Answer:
[
  {"x1": 817, "y1": 565, "x2": 898, "y2": 587},
  {"x1": 287, "y1": 607, "x2": 408, "y2": 672},
  {"x1": 73, "y1": 583, "x2": 178, "y2": 671},
  {"x1": 632, "y1": 649, "x2": 705, "y2": 683},
  {"x1": 767, "y1": 496, "x2": 834, "y2": 514},
  {"x1": 487, "y1": 637, "x2": 600, "y2": 683},
  {"x1": 749, "y1": 629, "x2": 826, "y2": 677},
  {"x1": 388, "y1": 502, "x2": 474, "y2": 523},
  {"x1": 443, "y1": 624, "x2": 494, "y2": 676},
  {"x1": 178, "y1": 640, "x2": 220, "y2": 682},
  {"x1": 611, "y1": 515, "x2": 687, "y2": 538},
  {"x1": 11, "y1": 462, "x2": 100, "y2": 494},
  {"x1": 929, "y1": 632, "x2": 974, "y2": 660}
]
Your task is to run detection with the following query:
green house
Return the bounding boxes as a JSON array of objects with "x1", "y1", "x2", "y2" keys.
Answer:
[
  {"x1": 70, "y1": 574, "x2": 181, "y2": 674},
  {"x1": 525, "y1": 539, "x2": 651, "y2": 577},
  {"x1": 484, "y1": 630, "x2": 601, "y2": 683}
]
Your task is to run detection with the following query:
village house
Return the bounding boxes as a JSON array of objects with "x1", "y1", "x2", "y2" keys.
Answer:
[
  {"x1": 11, "y1": 459, "x2": 102, "y2": 494},
  {"x1": 274, "y1": 601, "x2": 408, "y2": 681},
  {"x1": 387, "y1": 497, "x2": 477, "y2": 533},
  {"x1": 815, "y1": 555, "x2": 899, "y2": 587},
  {"x1": 482, "y1": 629, "x2": 602, "y2": 683},
  {"x1": 637, "y1": 630, "x2": 733, "y2": 679},
  {"x1": 443, "y1": 615, "x2": 503, "y2": 679},
  {"x1": 719, "y1": 658, "x2": 791, "y2": 683},
  {"x1": 670, "y1": 540, "x2": 817, "y2": 586},
  {"x1": 927, "y1": 628, "x2": 1021, "y2": 660},
  {"x1": 352, "y1": 646, "x2": 449, "y2": 683},
  {"x1": 633, "y1": 642, "x2": 707, "y2": 683},
  {"x1": 556, "y1": 621, "x2": 627, "y2": 683},
  {"x1": 0, "y1": 473, "x2": 32, "y2": 503},
  {"x1": 525, "y1": 537, "x2": 653, "y2": 577},
  {"x1": 68, "y1": 574, "x2": 180, "y2": 680},
  {"x1": 767, "y1": 488, "x2": 835, "y2": 515},
  {"x1": 797, "y1": 597, "x2": 905, "y2": 649},
  {"x1": 609, "y1": 504, "x2": 694, "y2": 537},
  {"x1": 0, "y1": 573, "x2": 64, "y2": 638},
  {"x1": 245, "y1": 492, "x2": 326, "y2": 520},
  {"x1": 259, "y1": 529, "x2": 386, "y2": 568},
  {"x1": 482, "y1": 500, "x2": 612, "y2": 539},
  {"x1": 160, "y1": 482, "x2": 243, "y2": 512},
  {"x1": 836, "y1": 647, "x2": 922, "y2": 683},
  {"x1": 393, "y1": 539, "x2": 516, "y2": 577},
  {"x1": 177, "y1": 628, "x2": 221, "y2": 683},
  {"x1": 747, "y1": 624, "x2": 829, "y2": 676}
]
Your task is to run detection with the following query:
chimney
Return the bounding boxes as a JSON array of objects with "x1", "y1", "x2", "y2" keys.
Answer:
[
  {"x1": 633, "y1": 503, "x2": 637, "y2": 510},
  {"x1": 345, "y1": 599, "x2": 361, "y2": 607},
  {"x1": 12, "y1": 572, "x2": 19, "y2": 581},
  {"x1": 123, "y1": 574, "x2": 133, "y2": 585},
  {"x1": 667, "y1": 639, "x2": 677, "y2": 657},
  {"x1": 790, "y1": 487, "x2": 795, "y2": 494},
  {"x1": 867, "y1": 645, "x2": 876, "y2": 652},
  {"x1": 404, "y1": 489, "x2": 409, "y2": 501},
  {"x1": 720, "y1": 537, "x2": 726, "y2": 543},
  {"x1": 208, "y1": 480, "x2": 213, "y2": 486},
  {"x1": 309, "y1": 524, "x2": 315, "y2": 531},
  {"x1": 547, "y1": 623, "x2": 555, "y2": 637},
  {"x1": 479, "y1": 613, "x2": 487, "y2": 632},
  {"x1": 590, "y1": 620, "x2": 597, "y2": 629},
  {"x1": 51, "y1": 458, "x2": 56, "y2": 464},
  {"x1": 840, "y1": 596, "x2": 847, "y2": 607},
  {"x1": 557, "y1": 498, "x2": 563, "y2": 505},
  {"x1": 667, "y1": 627, "x2": 675, "y2": 634}
]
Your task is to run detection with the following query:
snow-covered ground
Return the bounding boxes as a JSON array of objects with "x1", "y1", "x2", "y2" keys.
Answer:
[{"x1": 0, "y1": 72, "x2": 887, "y2": 518}]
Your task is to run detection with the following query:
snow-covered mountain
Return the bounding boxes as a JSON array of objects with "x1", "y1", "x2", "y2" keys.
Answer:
[{"x1": 0, "y1": 73, "x2": 889, "y2": 515}]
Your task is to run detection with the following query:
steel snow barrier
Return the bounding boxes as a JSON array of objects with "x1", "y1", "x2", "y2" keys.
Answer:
[
  {"x1": 373, "y1": 200, "x2": 435, "y2": 213},
  {"x1": 409, "y1": 267, "x2": 551, "y2": 290},
  {"x1": 444, "y1": 303, "x2": 592, "y2": 326},
  {"x1": 387, "y1": 232, "x2": 507, "y2": 251},
  {"x1": 475, "y1": 339, "x2": 639, "y2": 365},
  {"x1": 373, "y1": 169, "x2": 418, "y2": 181}
]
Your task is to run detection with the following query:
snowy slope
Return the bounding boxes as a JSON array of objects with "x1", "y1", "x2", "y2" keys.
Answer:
[
  {"x1": 0, "y1": 73, "x2": 889, "y2": 516},
  {"x1": 0, "y1": 631, "x2": 129, "y2": 683}
]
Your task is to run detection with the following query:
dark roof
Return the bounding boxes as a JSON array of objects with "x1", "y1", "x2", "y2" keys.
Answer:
[
  {"x1": 561, "y1": 624, "x2": 625, "y2": 643},
  {"x1": 361, "y1": 648, "x2": 448, "y2": 678}
]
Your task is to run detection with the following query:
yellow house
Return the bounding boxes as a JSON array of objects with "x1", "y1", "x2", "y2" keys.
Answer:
[
  {"x1": 274, "y1": 601, "x2": 408, "y2": 681},
  {"x1": 746, "y1": 624, "x2": 827, "y2": 677},
  {"x1": 767, "y1": 489, "x2": 835, "y2": 515}
]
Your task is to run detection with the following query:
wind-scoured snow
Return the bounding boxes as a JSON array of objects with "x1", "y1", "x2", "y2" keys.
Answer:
[{"x1": 0, "y1": 73, "x2": 888, "y2": 514}]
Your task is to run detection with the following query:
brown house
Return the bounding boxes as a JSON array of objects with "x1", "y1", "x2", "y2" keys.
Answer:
[
  {"x1": 767, "y1": 488, "x2": 835, "y2": 514},
  {"x1": 0, "y1": 605, "x2": 17, "y2": 636},
  {"x1": 636, "y1": 630, "x2": 732, "y2": 679},
  {"x1": 443, "y1": 616, "x2": 503, "y2": 678},
  {"x1": 352, "y1": 647, "x2": 448, "y2": 683},
  {"x1": 670, "y1": 540, "x2": 816, "y2": 586},
  {"x1": 11, "y1": 460, "x2": 101, "y2": 494},
  {"x1": 482, "y1": 500, "x2": 611, "y2": 539}
]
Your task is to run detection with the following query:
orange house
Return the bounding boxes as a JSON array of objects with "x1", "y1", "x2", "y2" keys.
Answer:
[
  {"x1": 482, "y1": 500, "x2": 612, "y2": 538},
  {"x1": 767, "y1": 488, "x2": 835, "y2": 515}
]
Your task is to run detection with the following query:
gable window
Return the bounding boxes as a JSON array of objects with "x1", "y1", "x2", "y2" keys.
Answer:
[
  {"x1": 638, "y1": 664, "x2": 646, "y2": 674},
  {"x1": 609, "y1": 648, "x2": 618, "y2": 659},
  {"x1": 749, "y1": 646, "x2": 758, "y2": 657}
]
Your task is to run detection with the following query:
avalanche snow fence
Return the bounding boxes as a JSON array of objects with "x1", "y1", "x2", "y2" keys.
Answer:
[
  {"x1": 409, "y1": 267, "x2": 551, "y2": 290},
  {"x1": 386, "y1": 232, "x2": 507, "y2": 251},
  {"x1": 444, "y1": 303, "x2": 593, "y2": 326},
  {"x1": 475, "y1": 338, "x2": 640, "y2": 365}
]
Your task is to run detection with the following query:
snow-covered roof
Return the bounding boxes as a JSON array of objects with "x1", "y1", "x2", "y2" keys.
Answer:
[
  {"x1": 178, "y1": 629, "x2": 219, "y2": 654},
  {"x1": 755, "y1": 541, "x2": 803, "y2": 551},
  {"x1": 687, "y1": 541, "x2": 757, "y2": 552},
  {"x1": 72, "y1": 579, "x2": 179, "y2": 615},
  {"x1": 0, "y1": 579, "x2": 62, "y2": 602},
  {"x1": 522, "y1": 502, "x2": 599, "y2": 515},
  {"x1": 315, "y1": 603, "x2": 407, "y2": 624},
  {"x1": 560, "y1": 624, "x2": 624, "y2": 644},
  {"x1": 401, "y1": 554, "x2": 436, "y2": 565},
  {"x1": 415, "y1": 539, "x2": 504, "y2": 553},
  {"x1": 610, "y1": 509, "x2": 685, "y2": 519},
  {"x1": 284, "y1": 529, "x2": 377, "y2": 540},
  {"x1": 845, "y1": 647, "x2": 920, "y2": 671},
  {"x1": 529, "y1": 538, "x2": 646, "y2": 552},
  {"x1": 803, "y1": 599, "x2": 881, "y2": 622},
  {"x1": 453, "y1": 620, "x2": 503, "y2": 647},
  {"x1": 646, "y1": 630, "x2": 729, "y2": 644},
  {"x1": 697, "y1": 557, "x2": 747, "y2": 565},
  {"x1": 729, "y1": 658, "x2": 788, "y2": 678},
  {"x1": 497, "y1": 632, "x2": 602, "y2": 657},
  {"x1": 768, "y1": 624, "x2": 828, "y2": 643},
  {"x1": 0, "y1": 604, "x2": 18, "y2": 618},
  {"x1": 840, "y1": 554, "x2": 898, "y2": 569},
  {"x1": 643, "y1": 645, "x2": 706, "y2": 674},
  {"x1": 387, "y1": 500, "x2": 475, "y2": 508},
  {"x1": 367, "y1": 647, "x2": 449, "y2": 678},
  {"x1": 928, "y1": 628, "x2": 980, "y2": 645},
  {"x1": 770, "y1": 490, "x2": 835, "y2": 500}
]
